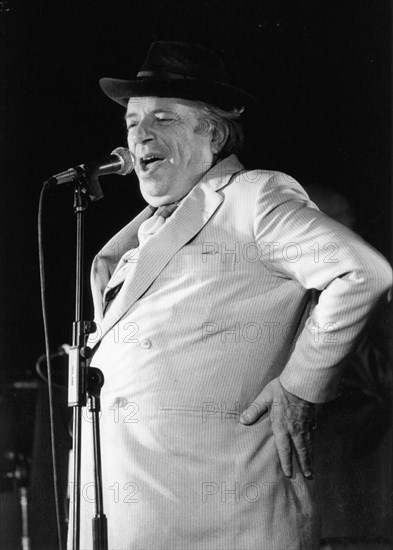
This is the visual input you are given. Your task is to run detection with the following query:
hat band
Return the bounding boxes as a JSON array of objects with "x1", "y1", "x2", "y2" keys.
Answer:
[{"x1": 137, "y1": 70, "x2": 202, "y2": 81}]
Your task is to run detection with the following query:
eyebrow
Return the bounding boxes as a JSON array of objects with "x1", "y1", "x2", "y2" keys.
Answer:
[{"x1": 125, "y1": 109, "x2": 176, "y2": 121}]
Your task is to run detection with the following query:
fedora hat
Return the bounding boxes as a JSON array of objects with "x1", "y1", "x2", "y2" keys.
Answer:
[{"x1": 99, "y1": 41, "x2": 258, "y2": 111}]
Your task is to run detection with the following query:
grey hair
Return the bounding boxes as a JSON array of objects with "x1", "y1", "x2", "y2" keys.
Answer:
[{"x1": 192, "y1": 101, "x2": 245, "y2": 159}]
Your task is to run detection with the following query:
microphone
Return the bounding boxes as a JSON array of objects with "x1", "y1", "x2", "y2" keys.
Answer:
[{"x1": 45, "y1": 147, "x2": 134, "y2": 187}]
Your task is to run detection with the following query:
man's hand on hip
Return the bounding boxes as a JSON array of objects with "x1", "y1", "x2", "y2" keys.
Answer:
[{"x1": 240, "y1": 377, "x2": 315, "y2": 478}]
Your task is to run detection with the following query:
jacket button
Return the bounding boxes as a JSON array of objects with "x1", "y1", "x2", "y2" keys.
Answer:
[{"x1": 140, "y1": 338, "x2": 152, "y2": 349}]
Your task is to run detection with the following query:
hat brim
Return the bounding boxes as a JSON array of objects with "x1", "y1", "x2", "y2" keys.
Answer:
[{"x1": 99, "y1": 77, "x2": 259, "y2": 112}]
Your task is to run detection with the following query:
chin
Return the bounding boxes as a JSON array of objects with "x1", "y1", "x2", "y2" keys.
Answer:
[
  {"x1": 140, "y1": 188, "x2": 173, "y2": 207},
  {"x1": 139, "y1": 180, "x2": 169, "y2": 204},
  {"x1": 145, "y1": 196, "x2": 172, "y2": 207}
]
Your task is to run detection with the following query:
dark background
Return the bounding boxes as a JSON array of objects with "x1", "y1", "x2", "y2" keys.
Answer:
[
  {"x1": 0, "y1": 0, "x2": 392, "y2": 548},
  {"x1": 1, "y1": 0, "x2": 391, "y2": 385}
]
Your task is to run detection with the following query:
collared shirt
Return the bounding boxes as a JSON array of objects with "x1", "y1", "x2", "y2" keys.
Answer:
[{"x1": 103, "y1": 199, "x2": 183, "y2": 310}]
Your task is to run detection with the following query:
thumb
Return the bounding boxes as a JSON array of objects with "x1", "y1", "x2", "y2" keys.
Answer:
[{"x1": 240, "y1": 398, "x2": 269, "y2": 425}]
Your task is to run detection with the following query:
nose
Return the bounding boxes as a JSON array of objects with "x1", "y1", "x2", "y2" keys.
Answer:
[{"x1": 129, "y1": 120, "x2": 154, "y2": 146}]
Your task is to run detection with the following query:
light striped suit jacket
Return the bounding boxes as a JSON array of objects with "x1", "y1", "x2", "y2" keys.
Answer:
[{"x1": 76, "y1": 154, "x2": 392, "y2": 550}]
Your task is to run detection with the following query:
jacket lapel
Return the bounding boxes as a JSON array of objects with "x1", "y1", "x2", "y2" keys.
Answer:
[
  {"x1": 94, "y1": 155, "x2": 245, "y2": 341},
  {"x1": 98, "y1": 182, "x2": 222, "y2": 339},
  {"x1": 90, "y1": 205, "x2": 154, "y2": 322}
]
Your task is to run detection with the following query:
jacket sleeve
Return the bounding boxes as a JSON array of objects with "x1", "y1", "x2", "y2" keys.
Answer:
[{"x1": 252, "y1": 170, "x2": 393, "y2": 403}]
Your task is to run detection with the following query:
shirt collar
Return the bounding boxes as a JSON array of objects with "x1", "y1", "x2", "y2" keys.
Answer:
[{"x1": 149, "y1": 154, "x2": 244, "y2": 211}]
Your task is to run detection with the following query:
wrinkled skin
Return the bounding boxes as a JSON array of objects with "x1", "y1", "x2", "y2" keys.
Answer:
[{"x1": 241, "y1": 377, "x2": 315, "y2": 478}]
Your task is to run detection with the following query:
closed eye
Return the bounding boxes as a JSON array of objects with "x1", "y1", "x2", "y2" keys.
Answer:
[
  {"x1": 126, "y1": 120, "x2": 173, "y2": 130},
  {"x1": 156, "y1": 117, "x2": 176, "y2": 124},
  {"x1": 125, "y1": 113, "x2": 178, "y2": 132}
]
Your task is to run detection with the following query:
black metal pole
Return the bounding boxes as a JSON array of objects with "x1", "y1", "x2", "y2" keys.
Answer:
[
  {"x1": 70, "y1": 183, "x2": 88, "y2": 550},
  {"x1": 67, "y1": 175, "x2": 108, "y2": 550},
  {"x1": 88, "y1": 368, "x2": 108, "y2": 550}
]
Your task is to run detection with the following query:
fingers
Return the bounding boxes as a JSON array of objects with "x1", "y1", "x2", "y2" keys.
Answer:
[
  {"x1": 291, "y1": 431, "x2": 313, "y2": 478},
  {"x1": 240, "y1": 378, "x2": 316, "y2": 478},
  {"x1": 274, "y1": 430, "x2": 293, "y2": 477},
  {"x1": 284, "y1": 400, "x2": 315, "y2": 478}
]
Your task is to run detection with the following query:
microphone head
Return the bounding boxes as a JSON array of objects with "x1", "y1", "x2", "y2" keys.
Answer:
[{"x1": 111, "y1": 147, "x2": 134, "y2": 175}]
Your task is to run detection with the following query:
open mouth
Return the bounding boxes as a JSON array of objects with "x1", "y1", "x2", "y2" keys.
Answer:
[{"x1": 139, "y1": 154, "x2": 166, "y2": 171}]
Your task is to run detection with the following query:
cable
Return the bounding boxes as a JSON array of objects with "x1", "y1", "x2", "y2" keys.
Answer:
[
  {"x1": 38, "y1": 182, "x2": 64, "y2": 550},
  {"x1": 35, "y1": 346, "x2": 70, "y2": 388}
]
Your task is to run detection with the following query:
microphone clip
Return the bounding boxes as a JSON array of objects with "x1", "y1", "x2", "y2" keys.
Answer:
[{"x1": 45, "y1": 164, "x2": 104, "y2": 202}]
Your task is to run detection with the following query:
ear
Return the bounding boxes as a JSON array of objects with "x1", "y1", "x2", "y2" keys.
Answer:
[{"x1": 210, "y1": 123, "x2": 228, "y2": 155}]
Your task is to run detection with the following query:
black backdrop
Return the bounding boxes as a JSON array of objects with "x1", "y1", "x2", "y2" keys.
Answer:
[
  {"x1": 0, "y1": 2, "x2": 392, "y2": 547},
  {"x1": 1, "y1": 0, "x2": 391, "y2": 385}
]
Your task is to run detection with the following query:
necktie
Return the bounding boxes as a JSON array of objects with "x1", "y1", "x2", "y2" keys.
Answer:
[
  {"x1": 156, "y1": 203, "x2": 179, "y2": 218},
  {"x1": 136, "y1": 202, "x2": 179, "y2": 246},
  {"x1": 103, "y1": 202, "x2": 179, "y2": 309}
]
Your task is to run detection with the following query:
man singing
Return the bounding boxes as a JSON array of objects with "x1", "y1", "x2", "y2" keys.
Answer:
[{"x1": 72, "y1": 41, "x2": 392, "y2": 549}]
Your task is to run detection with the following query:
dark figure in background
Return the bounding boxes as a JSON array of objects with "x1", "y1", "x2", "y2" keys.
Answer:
[{"x1": 304, "y1": 185, "x2": 392, "y2": 550}]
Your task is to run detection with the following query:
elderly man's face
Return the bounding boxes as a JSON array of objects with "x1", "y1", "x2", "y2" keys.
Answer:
[{"x1": 126, "y1": 97, "x2": 215, "y2": 206}]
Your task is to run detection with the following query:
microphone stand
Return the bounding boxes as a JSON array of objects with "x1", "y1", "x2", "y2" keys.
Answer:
[{"x1": 67, "y1": 168, "x2": 108, "y2": 550}]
